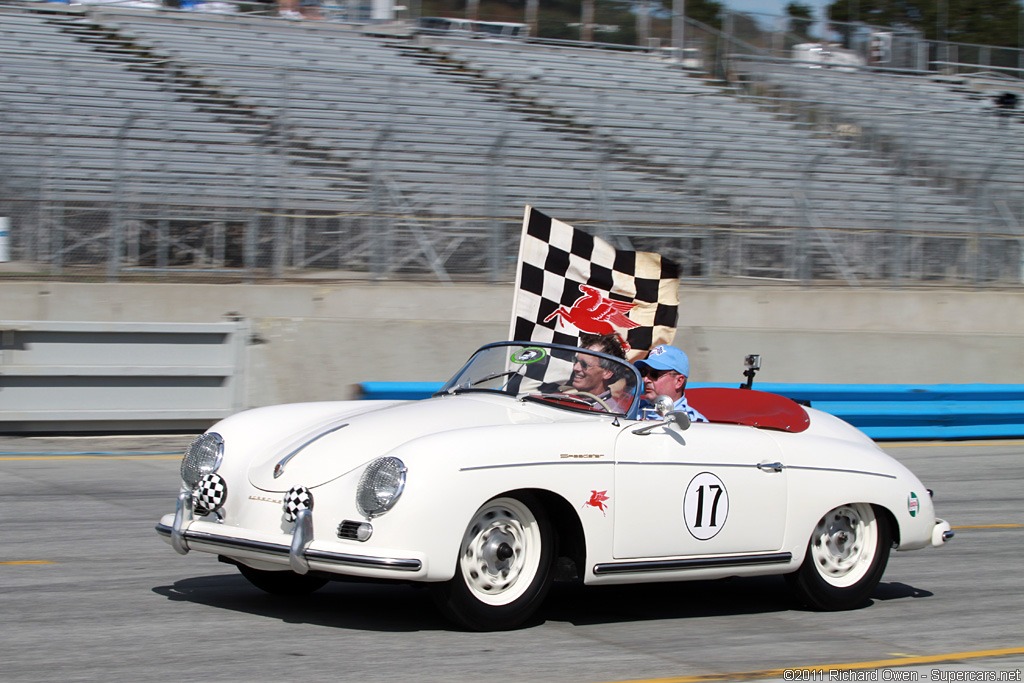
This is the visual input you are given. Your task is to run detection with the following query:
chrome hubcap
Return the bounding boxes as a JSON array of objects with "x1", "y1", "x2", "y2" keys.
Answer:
[
  {"x1": 460, "y1": 498, "x2": 540, "y2": 606},
  {"x1": 810, "y1": 503, "x2": 878, "y2": 588}
]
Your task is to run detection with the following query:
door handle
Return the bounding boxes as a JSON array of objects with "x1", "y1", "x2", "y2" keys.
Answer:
[{"x1": 757, "y1": 461, "x2": 783, "y2": 472}]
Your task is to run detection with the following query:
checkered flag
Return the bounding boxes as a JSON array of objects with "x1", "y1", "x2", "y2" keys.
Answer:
[{"x1": 509, "y1": 206, "x2": 679, "y2": 358}]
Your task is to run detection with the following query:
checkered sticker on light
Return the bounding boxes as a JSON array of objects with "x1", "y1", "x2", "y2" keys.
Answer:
[
  {"x1": 193, "y1": 472, "x2": 228, "y2": 515},
  {"x1": 283, "y1": 486, "x2": 313, "y2": 523}
]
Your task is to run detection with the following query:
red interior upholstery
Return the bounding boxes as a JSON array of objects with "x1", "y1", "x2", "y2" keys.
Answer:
[{"x1": 686, "y1": 387, "x2": 810, "y2": 433}]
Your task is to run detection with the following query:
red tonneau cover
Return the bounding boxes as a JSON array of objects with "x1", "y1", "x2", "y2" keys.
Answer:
[{"x1": 686, "y1": 387, "x2": 810, "y2": 433}]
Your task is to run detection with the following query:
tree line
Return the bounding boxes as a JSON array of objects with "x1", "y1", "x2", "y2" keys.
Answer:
[{"x1": 421, "y1": 0, "x2": 1023, "y2": 49}]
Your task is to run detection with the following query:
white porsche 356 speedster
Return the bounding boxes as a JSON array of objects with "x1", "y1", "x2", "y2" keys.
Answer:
[{"x1": 157, "y1": 341, "x2": 952, "y2": 630}]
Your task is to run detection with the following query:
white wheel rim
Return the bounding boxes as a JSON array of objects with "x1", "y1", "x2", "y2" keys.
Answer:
[
  {"x1": 459, "y1": 497, "x2": 541, "y2": 606},
  {"x1": 809, "y1": 503, "x2": 878, "y2": 588}
]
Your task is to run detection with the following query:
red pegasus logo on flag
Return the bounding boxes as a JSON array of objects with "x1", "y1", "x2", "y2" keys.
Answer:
[
  {"x1": 583, "y1": 490, "x2": 610, "y2": 516},
  {"x1": 543, "y1": 285, "x2": 640, "y2": 336}
]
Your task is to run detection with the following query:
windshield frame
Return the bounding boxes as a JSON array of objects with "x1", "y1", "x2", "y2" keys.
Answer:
[{"x1": 435, "y1": 341, "x2": 644, "y2": 418}]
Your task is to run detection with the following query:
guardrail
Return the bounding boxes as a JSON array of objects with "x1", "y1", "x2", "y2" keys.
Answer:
[
  {"x1": 0, "y1": 320, "x2": 248, "y2": 432},
  {"x1": 356, "y1": 381, "x2": 1024, "y2": 440}
]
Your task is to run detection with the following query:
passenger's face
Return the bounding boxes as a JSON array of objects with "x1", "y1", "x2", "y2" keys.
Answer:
[
  {"x1": 572, "y1": 353, "x2": 612, "y2": 394},
  {"x1": 640, "y1": 367, "x2": 684, "y2": 402}
]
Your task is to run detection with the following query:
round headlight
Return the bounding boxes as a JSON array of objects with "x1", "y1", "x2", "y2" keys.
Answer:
[
  {"x1": 181, "y1": 432, "x2": 225, "y2": 489},
  {"x1": 356, "y1": 457, "x2": 407, "y2": 519}
]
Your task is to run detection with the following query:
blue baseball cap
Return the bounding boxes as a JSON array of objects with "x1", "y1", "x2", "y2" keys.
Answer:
[{"x1": 635, "y1": 345, "x2": 690, "y2": 377}]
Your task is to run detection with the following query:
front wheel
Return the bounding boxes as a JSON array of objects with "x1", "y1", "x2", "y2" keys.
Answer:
[
  {"x1": 237, "y1": 564, "x2": 329, "y2": 596},
  {"x1": 432, "y1": 494, "x2": 554, "y2": 631},
  {"x1": 787, "y1": 503, "x2": 891, "y2": 611}
]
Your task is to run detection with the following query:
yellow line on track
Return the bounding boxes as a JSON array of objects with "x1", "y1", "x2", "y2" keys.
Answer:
[
  {"x1": 0, "y1": 455, "x2": 180, "y2": 461},
  {"x1": 605, "y1": 646, "x2": 1024, "y2": 683},
  {"x1": 1, "y1": 560, "x2": 55, "y2": 565}
]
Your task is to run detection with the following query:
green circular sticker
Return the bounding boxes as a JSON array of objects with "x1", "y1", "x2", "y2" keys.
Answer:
[
  {"x1": 908, "y1": 492, "x2": 919, "y2": 517},
  {"x1": 511, "y1": 347, "x2": 547, "y2": 364}
]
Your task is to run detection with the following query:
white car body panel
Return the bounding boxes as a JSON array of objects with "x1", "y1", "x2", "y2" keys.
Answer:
[{"x1": 613, "y1": 421, "x2": 788, "y2": 559}]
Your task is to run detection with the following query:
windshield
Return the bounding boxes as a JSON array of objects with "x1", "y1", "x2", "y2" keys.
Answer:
[{"x1": 437, "y1": 342, "x2": 642, "y2": 417}]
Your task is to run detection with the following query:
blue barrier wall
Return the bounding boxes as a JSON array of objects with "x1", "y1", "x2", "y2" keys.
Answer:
[{"x1": 356, "y1": 382, "x2": 1024, "y2": 440}]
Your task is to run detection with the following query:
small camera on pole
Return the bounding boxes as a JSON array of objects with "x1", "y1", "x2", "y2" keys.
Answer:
[{"x1": 741, "y1": 354, "x2": 761, "y2": 390}]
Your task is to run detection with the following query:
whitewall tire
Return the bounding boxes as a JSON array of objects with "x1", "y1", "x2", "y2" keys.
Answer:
[{"x1": 788, "y1": 503, "x2": 891, "y2": 610}]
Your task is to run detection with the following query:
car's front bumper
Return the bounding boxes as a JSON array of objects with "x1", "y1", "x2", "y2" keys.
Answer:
[{"x1": 156, "y1": 491, "x2": 425, "y2": 579}]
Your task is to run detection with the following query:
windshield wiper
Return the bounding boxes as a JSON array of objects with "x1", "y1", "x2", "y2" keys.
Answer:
[
  {"x1": 470, "y1": 370, "x2": 521, "y2": 386},
  {"x1": 448, "y1": 370, "x2": 522, "y2": 395}
]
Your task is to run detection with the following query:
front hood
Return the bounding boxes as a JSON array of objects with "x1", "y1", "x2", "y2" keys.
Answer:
[{"x1": 244, "y1": 394, "x2": 566, "y2": 492}]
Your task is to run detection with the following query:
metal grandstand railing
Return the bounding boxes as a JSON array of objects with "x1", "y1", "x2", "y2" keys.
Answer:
[{"x1": 1, "y1": 4, "x2": 1022, "y2": 287}]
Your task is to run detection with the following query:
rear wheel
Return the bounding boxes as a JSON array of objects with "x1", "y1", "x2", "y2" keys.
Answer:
[
  {"x1": 432, "y1": 494, "x2": 554, "y2": 631},
  {"x1": 787, "y1": 503, "x2": 891, "y2": 611},
  {"x1": 237, "y1": 564, "x2": 328, "y2": 596}
]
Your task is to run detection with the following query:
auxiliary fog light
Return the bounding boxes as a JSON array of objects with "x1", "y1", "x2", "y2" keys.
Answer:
[
  {"x1": 283, "y1": 486, "x2": 314, "y2": 523},
  {"x1": 193, "y1": 472, "x2": 228, "y2": 515}
]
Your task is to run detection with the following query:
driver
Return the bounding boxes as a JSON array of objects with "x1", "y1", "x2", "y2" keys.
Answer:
[{"x1": 570, "y1": 333, "x2": 633, "y2": 412}]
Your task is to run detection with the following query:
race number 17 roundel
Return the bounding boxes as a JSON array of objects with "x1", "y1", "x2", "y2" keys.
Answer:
[{"x1": 684, "y1": 472, "x2": 729, "y2": 540}]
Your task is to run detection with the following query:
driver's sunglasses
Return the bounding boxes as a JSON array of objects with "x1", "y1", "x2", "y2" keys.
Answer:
[
  {"x1": 640, "y1": 367, "x2": 673, "y2": 380},
  {"x1": 573, "y1": 356, "x2": 595, "y2": 370}
]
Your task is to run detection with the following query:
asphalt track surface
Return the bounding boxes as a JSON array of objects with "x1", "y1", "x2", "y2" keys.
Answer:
[{"x1": 2, "y1": 435, "x2": 1022, "y2": 683}]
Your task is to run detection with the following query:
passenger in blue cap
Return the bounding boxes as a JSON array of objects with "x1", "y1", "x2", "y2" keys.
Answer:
[{"x1": 635, "y1": 344, "x2": 708, "y2": 423}]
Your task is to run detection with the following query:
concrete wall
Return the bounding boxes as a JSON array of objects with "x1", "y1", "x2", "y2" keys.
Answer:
[{"x1": 3, "y1": 281, "x2": 1022, "y2": 408}]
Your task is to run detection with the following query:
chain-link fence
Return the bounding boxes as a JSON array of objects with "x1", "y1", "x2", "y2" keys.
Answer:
[{"x1": 1, "y1": 4, "x2": 1021, "y2": 286}]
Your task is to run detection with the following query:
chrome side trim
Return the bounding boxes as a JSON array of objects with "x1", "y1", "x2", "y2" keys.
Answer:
[
  {"x1": 154, "y1": 523, "x2": 422, "y2": 571},
  {"x1": 463, "y1": 462, "x2": 892, "y2": 479},
  {"x1": 289, "y1": 508, "x2": 313, "y2": 575},
  {"x1": 274, "y1": 421, "x2": 349, "y2": 478},
  {"x1": 593, "y1": 552, "x2": 792, "y2": 576},
  {"x1": 785, "y1": 465, "x2": 897, "y2": 479},
  {"x1": 462, "y1": 460, "x2": 760, "y2": 472},
  {"x1": 460, "y1": 461, "x2": 609, "y2": 472},
  {"x1": 617, "y1": 461, "x2": 757, "y2": 468},
  {"x1": 618, "y1": 462, "x2": 893, "y2": 479},
  {"x1": 171, "y1": 490, "x2": 194, "y2": 555}
]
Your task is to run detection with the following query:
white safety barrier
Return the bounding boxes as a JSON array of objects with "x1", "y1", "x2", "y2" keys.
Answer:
[{"x1": 0, "y1": 218, "x2": 9, "y2": 263}]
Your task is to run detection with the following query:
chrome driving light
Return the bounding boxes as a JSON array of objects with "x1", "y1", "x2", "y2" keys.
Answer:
[
  {"x1": 181, "y1": 432, "x2": 225, "y2": 489},
  {"x1": 356, "y1": 457, "x2": 407, "y2": 519}
]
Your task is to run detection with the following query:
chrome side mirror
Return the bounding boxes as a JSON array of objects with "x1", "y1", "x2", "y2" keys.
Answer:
[
  {"x1": 653, "y1": 394, "x2": 674, "y2": 417},
  {"x1": 656, "y1": 395, "x2": 690, "y2": 428},
  {"x1": 668, "y1": 410, "x2": 691, "y2": 430},
  {"x1": 633, "y1": 395, "x2": 691, "y2": 435}
]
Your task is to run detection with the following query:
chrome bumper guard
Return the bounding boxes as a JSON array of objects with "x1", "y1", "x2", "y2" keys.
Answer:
[
  {"x1": 155, "y1": 522, "x2": 422, "y2": 573},
  {"x1": 171, "y1": 490, "x2": 193, "y2": 555},
  {"x1": 289, "y1": 509, "x2": 313, "y2": 574}
]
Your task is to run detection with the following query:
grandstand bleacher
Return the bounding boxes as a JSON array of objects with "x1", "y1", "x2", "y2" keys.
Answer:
[{"x1": 0, "y1": 3, "x2": 1020, "y2": 283}]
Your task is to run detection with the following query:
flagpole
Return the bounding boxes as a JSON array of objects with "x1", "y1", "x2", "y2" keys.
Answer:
[{"x1": 508, "y1": 206, "x2": 533, "y2": 340}]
